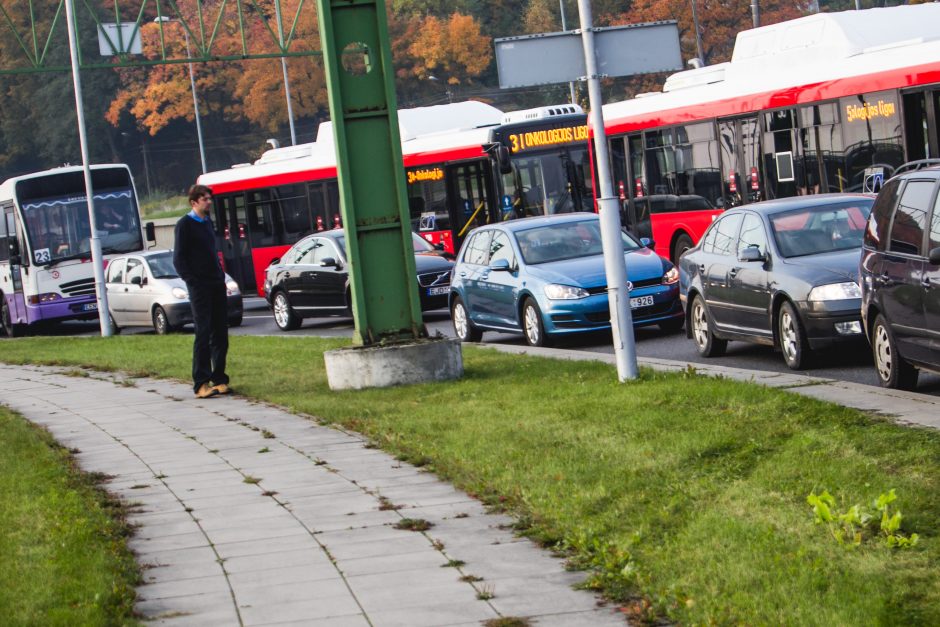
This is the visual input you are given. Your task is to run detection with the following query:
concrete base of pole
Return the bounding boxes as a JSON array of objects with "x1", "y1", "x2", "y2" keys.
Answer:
[{"x1": 324, "y1": 337, "x2": 463, "y2": 390}]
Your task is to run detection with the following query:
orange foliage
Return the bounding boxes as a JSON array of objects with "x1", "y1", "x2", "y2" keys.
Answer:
[
  {"x1": 107, "y1": 0, "x2": 326, "y2": 135},
  {"x1": 407, "y1": 13, "x2": 491, "y2": 85}
]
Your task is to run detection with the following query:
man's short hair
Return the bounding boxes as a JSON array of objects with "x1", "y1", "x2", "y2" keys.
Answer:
[{"x1": 188, "y1": 184, "x2": 212, "y2": 204}]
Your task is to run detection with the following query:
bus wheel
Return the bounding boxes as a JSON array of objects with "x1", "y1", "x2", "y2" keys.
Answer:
[
  {"x1": 152, "y1": 306, "x2": 175, "y2": 335},
  {"x1": 671, "y1": 233, "x2": 694, "y2": 263},
  {"x1": 1, "y1": 299, "x2": 26, "y2": 338}
]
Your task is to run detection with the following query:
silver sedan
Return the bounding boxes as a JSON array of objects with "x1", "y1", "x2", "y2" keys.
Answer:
[{"x1": 106, "y1": 250, "x2": 243, "y2": 334}]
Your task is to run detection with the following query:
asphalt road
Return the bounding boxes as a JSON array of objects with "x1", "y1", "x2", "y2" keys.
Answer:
[{"x1": 52, "y1": 296, "x2": 940, "y2": 396}]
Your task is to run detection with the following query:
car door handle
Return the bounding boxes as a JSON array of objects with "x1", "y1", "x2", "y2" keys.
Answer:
[
  {"x1": 284, "y1": 272, "x2": 291, "y2": 278},
  {"x1": 459, "y1": 271, "x2": 467, "y2": 278},
  {"x1": 698, "y1": 264, "x2": 705, "y2": 273},
  {"x1": 878, "y1": 273, "x2": 893, "y2": 285},
  {"x1": 729, "y1": 267, "x2": 741, "y2": 278}
]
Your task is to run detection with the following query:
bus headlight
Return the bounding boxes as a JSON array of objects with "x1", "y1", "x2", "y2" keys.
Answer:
[
  {"x1": 171, "y1": 287, "x2": 188, "y2": 300},
  {"x1": 29, "y1": 293, "x2": 62, "y2": 304}
]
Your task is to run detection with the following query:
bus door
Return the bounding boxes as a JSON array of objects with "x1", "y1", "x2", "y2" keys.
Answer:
[
  {"x1": 1, "y1": 204, "x2": 27, "y2": 328},
  {"x1": 902, "y1": 88, "x2": 940, "y2": 161},
  {"x1": 217, "y1": 194, "x2": 256, "y2": 293},
  {"x1": 447, "y1": 160, "x2": 493, "y2": 253},
  {"x1": 762, "y1": 109, "x2": 800, "y2": 199},
  {"x1": 718, "y1": 116, "x2": 762, "y2": 207}
]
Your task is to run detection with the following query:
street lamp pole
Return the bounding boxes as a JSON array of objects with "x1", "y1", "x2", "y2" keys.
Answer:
[
  {"x1": 274, "y1": 0, "x2": 297, "y2": 145},
  {"x1": 154, "y1": 17, "x2": 207, "y2": 173}
]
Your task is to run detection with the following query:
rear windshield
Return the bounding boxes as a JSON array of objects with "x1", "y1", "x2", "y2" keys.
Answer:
[{"x1": 770, "y1": 200, "x2": 873, "y2": 258}]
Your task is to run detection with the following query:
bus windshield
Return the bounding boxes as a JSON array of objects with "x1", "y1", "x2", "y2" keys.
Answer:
[
  {"x1": 502, "y1": 146, "x2": 594, "y2": 219},
  {"x1": 21, "y1": 188, "x2": 143, "y2": 265}
]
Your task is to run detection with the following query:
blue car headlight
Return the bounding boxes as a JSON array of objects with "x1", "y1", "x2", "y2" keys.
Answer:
[
  {"x1": 662, "y1": 266, "x2": 679, "y2": 285},
  {"x1": 808, "y1": 281, "x2": 861, "y2": 302},
  {"x1": 544, "y1": 284, "x2": 589, "y2": 300}
]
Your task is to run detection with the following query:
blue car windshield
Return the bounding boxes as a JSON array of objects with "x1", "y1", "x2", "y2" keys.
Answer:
[
  {"x1": 770, "y1": 200, "x2": 873, "y2": 258},
  {"x1": 515, "y1": 219, "x2": 642, "y2": 265}
]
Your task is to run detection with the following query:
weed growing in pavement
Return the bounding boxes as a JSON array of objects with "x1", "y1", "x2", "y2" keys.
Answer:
[
  {"x1": 261, "y1": 430, "x2": 275, "y2": 439},
  {"x1": 483, "y1": 618, "x2": 531, "y2": 627},
  {"x1": 460, "y1": 574, "x2": 483, "y2": 582},
  {"x1": 243, "y1": 476, "x2": 262, "y2": 485},
  {"x1": 442, "y1": 559, "x2": 466, "y2": 568},
  {"x1": 394, "y1": 518, "x2": 433, "y2": 532},
  {"x1": 476, "y1": 583, "x2": 495, "y2": 600},
  {"x1": 258, "y1": 447, "x2": 271, "y2": 453},
  {"x1": 378, "y1": 496, "x2": 403, "y2": 511}
]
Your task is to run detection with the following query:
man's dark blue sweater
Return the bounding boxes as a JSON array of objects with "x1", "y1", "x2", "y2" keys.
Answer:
[{"x1": 173, "y1": 213, "x2": 224, "y2": 286}]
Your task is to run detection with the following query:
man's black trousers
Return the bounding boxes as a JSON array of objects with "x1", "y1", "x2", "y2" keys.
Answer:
[{"x1": 188, "y1": 282, "x2": 229, "y2": 392}]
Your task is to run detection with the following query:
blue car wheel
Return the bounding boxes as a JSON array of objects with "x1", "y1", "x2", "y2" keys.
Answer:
[{"x1": 522, "y1": 298, "x2": 551, "y2": 347}]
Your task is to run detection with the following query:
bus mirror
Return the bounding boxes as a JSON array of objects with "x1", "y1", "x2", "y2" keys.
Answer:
[
  {"x1": 497, "y1": 145, "x2": 512, "y2": 175},
  {"x1": 145, "y1": 222, "x2": 156, "y2": 242}
]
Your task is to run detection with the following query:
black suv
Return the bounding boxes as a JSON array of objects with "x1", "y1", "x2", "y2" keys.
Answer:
[{"x1": 860, "y1": 166, "x2": 940, "y2": 389}]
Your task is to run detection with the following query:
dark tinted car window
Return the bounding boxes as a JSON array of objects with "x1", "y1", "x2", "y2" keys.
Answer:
[
  {"x1": 888, "y1": 180, "x2": 933, "y2": 256},
  {"x1": 709, "y1": 213, "x2": 743, "y2": 256},
  {"x1": 865, "y1": 178, "x2": 901, "y2": 251},
  {"x1": 148, "y1": 253, "x2": 179, "y2": 278},
  {"x1": 770, "y1": 201, "x2": 871, "y2": 257},
  {"x1": 738, "y1": 213, "x2": 768, "y2": 255},
  {"x1": 930, "y1": 191, "x2": 940, "y2": 253},
  {"x1": 463, "y1": 230, "x2": 492, "y2": 265}
]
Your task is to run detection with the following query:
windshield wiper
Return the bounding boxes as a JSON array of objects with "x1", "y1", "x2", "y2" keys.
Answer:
[{"x1": 44, "y1": 251, "x2": 92, "y2": 268}]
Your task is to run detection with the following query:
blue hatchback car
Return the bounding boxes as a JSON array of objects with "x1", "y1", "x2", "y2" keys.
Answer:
[{"x1": 449, "y1": 213, "x2": 684, "y2": 346}]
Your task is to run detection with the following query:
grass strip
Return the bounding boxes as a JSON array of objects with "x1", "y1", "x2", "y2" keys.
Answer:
[
  {"x1": 0, "y1": 405, "x2": 140, "y2": 624},
  {"x1": 2, "y1": 335, "x2": 939, "y2": 624}
]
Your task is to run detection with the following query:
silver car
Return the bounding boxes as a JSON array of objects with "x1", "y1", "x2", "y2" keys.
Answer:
[{"x1": 106, "y1": 250, "x2": 243, "y2": 334}]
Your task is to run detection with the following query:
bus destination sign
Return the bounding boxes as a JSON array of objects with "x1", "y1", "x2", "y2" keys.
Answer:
[{"x1": 507, "y1": 124, "x2": 589, "y2": 153}]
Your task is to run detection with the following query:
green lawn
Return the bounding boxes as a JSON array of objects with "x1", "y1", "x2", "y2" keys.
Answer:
[
  {"x1": 0, "y1": 405, "x2": 140, "y2": 624},
  {"x1": 3, "y1": 335, "x2": 939, "y2": 624}
]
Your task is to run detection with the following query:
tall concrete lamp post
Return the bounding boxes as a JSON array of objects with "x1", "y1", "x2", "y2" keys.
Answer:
[{"x1": 153, "y1": 16, "x2": 207, "y2": 173}]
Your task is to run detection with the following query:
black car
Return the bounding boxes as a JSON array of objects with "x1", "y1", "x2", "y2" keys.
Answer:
[
  {"x1": 263, "y1": 230, "x2": 453, "y2": 331},
  {"x1": 679, "y1": 194, "x2": 874, "y2": 369},
  {"x1": 860, "y1": 167, "x2": 940, "y2": 390}
]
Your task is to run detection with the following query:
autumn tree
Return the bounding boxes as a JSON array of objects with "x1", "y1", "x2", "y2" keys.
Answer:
[{"x1": 406, "y1": 13, "x2": 492, "y2": 86}]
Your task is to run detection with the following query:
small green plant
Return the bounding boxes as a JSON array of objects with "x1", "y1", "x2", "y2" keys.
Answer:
[
  {"x1": 258, "y1": 447, "x2": 271, "y2": 453},
  {"x1": 243, "y1": 476, "x2": 262, "y2": 485},
  {"x1": 807, "y1": 488, "x2": 919, "y2": 548},
  {"x1": 442, "y1": 559, "x2": 466, "y2": 568},
  {"x1": 476, "y1": 583, "x2": 495, "y2": 600},
  {"x1": 378, "y1": 496, "x2": 402, "y2": 511},
  {"x1": 394, "y1": 518, "x2": 433, "y2": 531},
  {"x1": 261, "y1": 430, "x2": 275, "y2": 439},
  {"x1": 483, "y1": 618, "x2": 532, "y2": 627},
  {"x1": 460, "y1": 574, "x2": 483, "y2": 582}
]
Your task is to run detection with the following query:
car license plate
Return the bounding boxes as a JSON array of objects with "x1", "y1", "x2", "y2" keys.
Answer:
[
  {"x1": 81, "y1": 302, "x2": 98, "y2": 312},
  {"x1": 427, "y1": 286, "x2": 449, "y2": 296},
  {"x1": 630, "y1": 295, "x2": 654, "y2": 309}
]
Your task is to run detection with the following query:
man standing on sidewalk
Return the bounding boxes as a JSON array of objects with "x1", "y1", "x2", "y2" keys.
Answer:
[{"x1": 173, "y1": 184, "x2": 232, "y2": 399}]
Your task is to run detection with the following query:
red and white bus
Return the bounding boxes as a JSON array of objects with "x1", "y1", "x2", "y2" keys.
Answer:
[
  {"x1": 199, "y1": 101, "x2": 597, "y2": 295},
  {"x1": 602, "y1": 3, "x2": 940, "y2": 261}
]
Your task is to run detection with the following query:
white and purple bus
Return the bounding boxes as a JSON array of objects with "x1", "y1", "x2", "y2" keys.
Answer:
[{"x1": 0, "y1": 164, "x2": 145, "y2": 336}]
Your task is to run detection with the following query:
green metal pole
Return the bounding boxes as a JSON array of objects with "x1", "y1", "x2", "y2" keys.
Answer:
[{"x1": 315, "y1": 0, "x2": 425, "y2": 345}]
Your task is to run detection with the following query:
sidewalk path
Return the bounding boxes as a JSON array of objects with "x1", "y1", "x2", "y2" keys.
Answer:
[{"x1": 0, "y1": 365, "x2": 623, "y2": 626}]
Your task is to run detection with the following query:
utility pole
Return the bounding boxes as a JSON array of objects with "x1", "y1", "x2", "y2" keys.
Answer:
[
  {"x1": 64, "y1": 0, "x2": 111, "y2": 337},
  {"x1": 560, "y1": 0, "x2": 577, "y2": 105},
  {"x1": 577, "y1": 0, "x2": 638, "y2": 381},
  {"x1": 274, "y1": 0, "x2": 297, "y2": 145}
]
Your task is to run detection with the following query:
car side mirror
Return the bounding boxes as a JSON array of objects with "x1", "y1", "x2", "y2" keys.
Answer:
[
  {"x1": 269, "y1": 256, "x2": 280, "y2": 266},
  {"x1": 320, "y1": 257, "x2": 341, "y2": 269},
  {"x1": 489, "y1": 258, "x2": 511, "y2": 272},
  {"x1": 434, "y1": 242, "x2": 445, "y2": 251},
  {"x1": 131, "y1": 276, "x2": 142, "y2": 286},
  {"x1": 929, "y1": 246, "x2": 940, "y2": 265},
  {"x1": 640, "y1": 237, "x2": 655, "y2": 249},
  {"x1": 738, "y1": 246, "x2": 765, "y2": 262}
]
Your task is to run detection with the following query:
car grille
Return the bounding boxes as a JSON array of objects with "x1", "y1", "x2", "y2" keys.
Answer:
[
  {"x1": 60, "y1": 277, "x2": 96, "y2": 297},
  {"x1": 583, "y1": 300, "x2": 675, "y2": 323},
  {"x1": 418, "y1": 270, "x2": 450, "y2": 288},
  {"x1": 585, "y1": 277, "x2": 662, "y2": 295}
]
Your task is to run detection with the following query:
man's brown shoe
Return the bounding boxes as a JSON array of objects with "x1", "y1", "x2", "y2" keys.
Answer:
[
  {"x1": 212, "y1": 383, "x2": 232, "y2": 395},
  {"x1": 195, "y1": 383, "x2": 220, "y2": 399}
]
